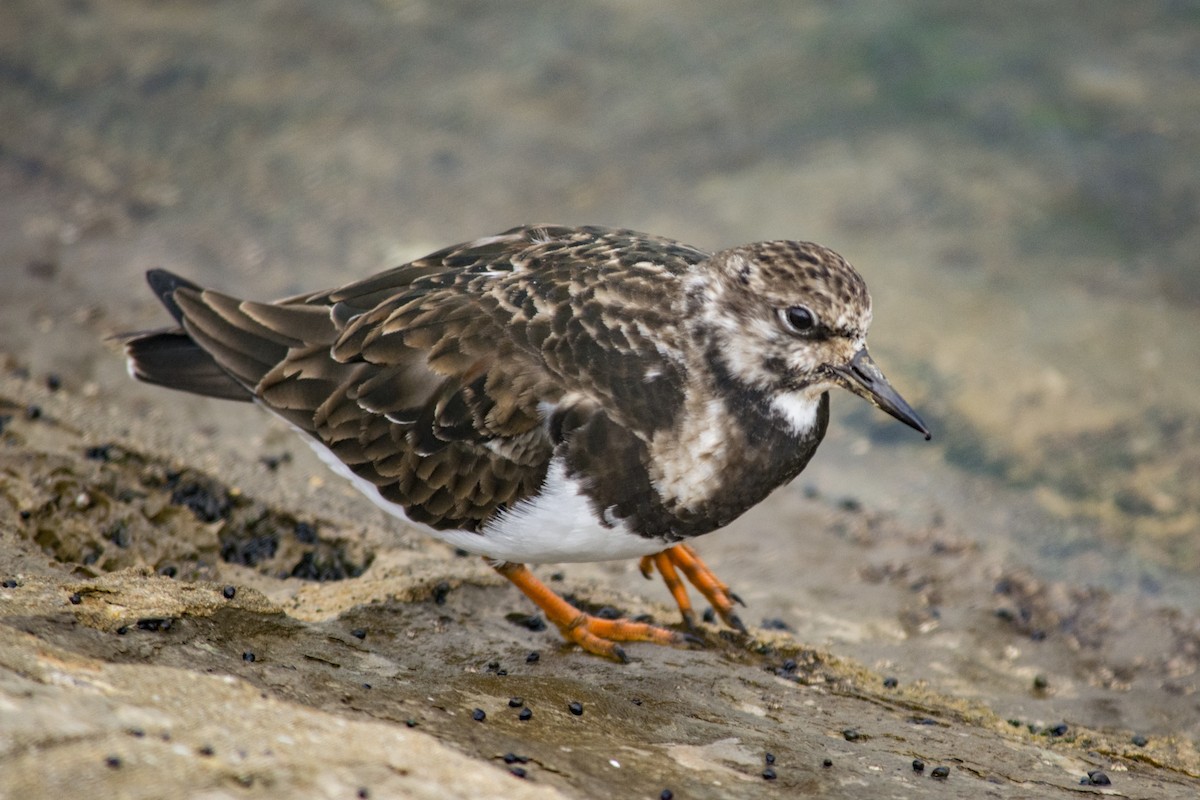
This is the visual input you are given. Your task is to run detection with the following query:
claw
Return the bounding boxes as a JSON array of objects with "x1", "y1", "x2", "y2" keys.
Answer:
[{"x1": 638, "y1": 556, "x2": 654, "y2": 580}]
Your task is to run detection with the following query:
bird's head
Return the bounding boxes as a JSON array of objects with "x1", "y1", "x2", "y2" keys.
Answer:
[{"x1": 689, "y1": 240, "x2": 930, "y2": 439}]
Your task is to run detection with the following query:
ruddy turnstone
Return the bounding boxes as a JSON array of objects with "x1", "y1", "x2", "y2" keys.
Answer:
[{"x1": 124, "y1": 224, "x2": 929, "y2": 660}]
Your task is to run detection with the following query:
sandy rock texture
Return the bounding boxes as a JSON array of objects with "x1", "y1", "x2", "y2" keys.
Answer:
[{"x1": 2, "y1": 377, "x2": 1198, "y2": 798}]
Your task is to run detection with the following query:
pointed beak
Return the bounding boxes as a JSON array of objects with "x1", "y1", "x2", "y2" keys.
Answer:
[{"x1": 830, "y1": 348, "x2": 931, "y2": 440}]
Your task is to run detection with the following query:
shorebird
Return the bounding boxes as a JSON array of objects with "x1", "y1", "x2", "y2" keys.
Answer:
[{"x1": 124, "y1": 224, "x2": 929, "y2": 660}]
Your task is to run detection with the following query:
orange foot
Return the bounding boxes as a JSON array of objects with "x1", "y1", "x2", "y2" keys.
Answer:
[
  {"x1": 638, "y1": 543, "x2": 746, "y2": 632},
  {"x1": 491, "y1": 560, "x2": 693, "y2": 662}
]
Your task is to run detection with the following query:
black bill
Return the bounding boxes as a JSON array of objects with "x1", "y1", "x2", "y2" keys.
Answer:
[{"x1": 830, "y1": 348, "x2": 931, "y2": 440}]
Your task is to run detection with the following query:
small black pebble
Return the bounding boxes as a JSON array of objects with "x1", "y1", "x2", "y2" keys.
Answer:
[
  {"x1": 46, "y1": 374, "x2": 61, "y2": 392},
  {"x1": 822, "y1": 758, "x2": 832, "y2": 768},
  {"x1": 351, "y1": 628, "x2": 367, "y2": 640},
  {"x1": 362, "y1": 683, "x2": 371, "y2": 689},
  {"x1": 453, "y1": 547, "x2": 470, "y2": 558},
  {"x1": 660, "y1": 791, "x2": 674, "y2": 800},
  {"x1": 1, "y1": 579, "x2": 17, "y2": 588},
  {"x1": 631, "y1": 698, "x2": 643, "y2": 706},
  {"x1": 472, "y1": 708, "x2": 486, "y2": 722},
  {"x1": 931, "y1": 766, "x2": 950, "y2": 779},
  {"x1": 596, "y1": 606, "x2": 621, "y2": 620},
  {"x1": 126, "y1": 728, "x2": 144, "y2": 738},
  {"x1": 1048, "y1": 723, "x2": 1068, "y2": 737},
  {"x1": 137, "y1": 618, "x2": 172, "y2": 632},
  {"x1": 198, "y1": 745, "x2": 214, "y2": 757},
  {"x1": 514, "y1": 614, "x2": 546, "y2": 632},
  {"x1": 549, "y1": 571, "x2": 564, "y2": 582},
  {"x1": 508, "y1": 697, "x2": 524, "y2": 708},
  {"x1": 518, "y1": 708, "x2": 532, "y2": 721},
  {"x1": 568, "y1": 701, "x2": 583, "y2": 716},
  {"x1": 18, "y1": 510, "x2": 30, "y2": 521},
  {"x1": 25, "y1": 405, "x2": 42, "y2": 420},
  {"x1": 762, "y1": 767, "x2": 776, "y2": 780},
  {"x1": 912, "y1": 759, "x2": 925, "y2": 772},
  {"x1": 842, "y1": 728, "x2": 860, "y2": 741},
  {"x1": 760, "y1": 617, "x2": 792, "y2": 631},
  {"x1": 702, "y1": 607, "x2": 716, "y2": 624},
  {"x1": 357, "y1": 789, "x2": 370, "y2": 799},
  {"x1": 781, "y1": 658, "x2": 797, "y2": 672},
  {"x1": 432, "y1": 581, "x2": 451, "y2": 605},
  {"x1": 1033, "y1": 674, "x2": 1049, "y2": 690},
  {"x1": 69, "y1": 592, "x2": 82, "y2": 605},
  {"x1": 222, "y1": 585, "x2": 236, "y2": 599},
  {"x1": 1086, "y1": 770, "x2": 1112, "y2": 786},
  {"x1": 405, "y1": 719, "x2": 418, "y2": 728},
  {"x1": 764, "y1": 752, "x2": 775, "y2": 765},
  {"x1": 509, "y1": 767, "x2": 527, "y2": 779},
  {"x1": 1131, "y1": 734, "x2": 1148, "y2": 747},
  {"x1": 883, "y1": 676, "x2": 899, "y2": 688},
  {"x1": 526, "y1": 651, "x2": 540, "y2": 663},
  {"x1": 105, "y1": 755, "x2": 121, "y2": 769},
  {"x1": 116, "y1": 626, "x2": 128, "y2": 635},
  {"x1": 243, "y1": 651, "x2": 255, "y2": 662},
  {"x1": 84, "y1": 444, "x2": 113, "y2": 461},
  {"x1": 158, "y1": 565, "x2": 177, "y2": 578}
]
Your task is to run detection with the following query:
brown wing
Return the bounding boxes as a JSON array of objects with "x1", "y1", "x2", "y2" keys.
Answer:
[{"x1": 127, "y1": 225, "x2": 707, "y2": 532}]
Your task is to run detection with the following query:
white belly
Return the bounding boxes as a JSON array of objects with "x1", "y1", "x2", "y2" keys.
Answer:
[
  {"x1": 295, "y1": 422, "x2": 662, "y2": 564},
  {"x1": 473, "y1": 457, "x2": 663, "y2": 563}
]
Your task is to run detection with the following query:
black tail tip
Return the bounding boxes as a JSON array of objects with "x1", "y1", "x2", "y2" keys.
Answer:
[{"x1": 146, "y1": 268, "x2": 201, "y2": 324}]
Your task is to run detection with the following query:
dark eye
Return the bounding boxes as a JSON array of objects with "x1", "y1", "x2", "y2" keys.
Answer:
[{"x1": 780, "y1": 306, "x2": 816, "y2": 334}]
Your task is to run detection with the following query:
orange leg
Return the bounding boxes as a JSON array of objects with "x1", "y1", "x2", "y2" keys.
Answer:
[
  {"x1": 492, "y1": 560, "x2": 688, "y2": 662},
  {"x1": 647, "y1": 551, "x2": 698, "y2": 629},
  {"x1": 639, "y1": 544, "x2": 746, "y2": 632}
]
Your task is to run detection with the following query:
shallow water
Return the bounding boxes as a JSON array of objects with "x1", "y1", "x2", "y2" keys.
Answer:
[{"x1": 3, "y1": 2, "x2": 1198, "y2": 613}]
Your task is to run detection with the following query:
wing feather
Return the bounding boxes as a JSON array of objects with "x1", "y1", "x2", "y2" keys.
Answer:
[{"x1": 128, "y1": 225, "x2": 707, "y2": 532}]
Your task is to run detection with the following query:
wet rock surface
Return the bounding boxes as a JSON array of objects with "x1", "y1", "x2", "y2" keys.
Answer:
[{"x1": 3, "y1": 378, "x2": 1199, "y2": 798}]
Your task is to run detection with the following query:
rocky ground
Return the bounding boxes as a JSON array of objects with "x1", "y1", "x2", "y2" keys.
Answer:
[{"x1": 3, "y1": 362, "x2": 1198, "y2": 798}]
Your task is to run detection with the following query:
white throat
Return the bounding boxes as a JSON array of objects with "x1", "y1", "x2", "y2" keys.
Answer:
[{"x1": 768, "y1": 391, "x2": 821, "y2": 436}]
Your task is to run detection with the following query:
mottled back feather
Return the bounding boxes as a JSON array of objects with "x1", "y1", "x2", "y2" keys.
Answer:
[{"x1": 125, "y1": 225, "x2": 710, "y2": 532}]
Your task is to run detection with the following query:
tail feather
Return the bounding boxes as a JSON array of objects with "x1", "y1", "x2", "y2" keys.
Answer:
[
  {"x1": 125, "y1": 268, "x2": 342, "y2": 405},
  {"x1": 123, "y1": 329, "x2": 253, "y2": 401},
  {"x1": 145, "y1": 268, "x2": 202, "y2": 325}
]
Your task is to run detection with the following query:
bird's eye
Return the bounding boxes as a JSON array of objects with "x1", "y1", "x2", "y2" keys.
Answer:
[{"x1": 780, "y1": 306, "x2": 816, "y2": 334}]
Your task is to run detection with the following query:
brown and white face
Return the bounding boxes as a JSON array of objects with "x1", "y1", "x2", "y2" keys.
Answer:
[{"x1": 693, "y1": 241, "x2": 930, "y2": 438}]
